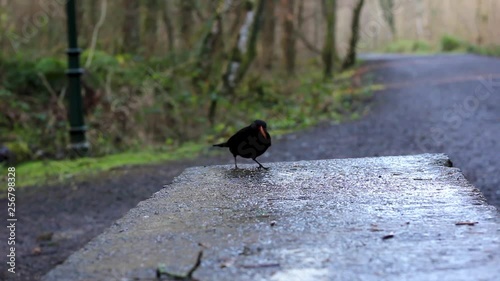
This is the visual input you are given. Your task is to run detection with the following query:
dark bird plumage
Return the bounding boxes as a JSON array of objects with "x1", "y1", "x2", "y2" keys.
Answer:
[{"x1": 213, "y1": 120, "x2": 271, "y2": 169}]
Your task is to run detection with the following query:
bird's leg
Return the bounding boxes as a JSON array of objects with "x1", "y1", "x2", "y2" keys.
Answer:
[
  {"x1": 253, "y1": 159, "x2": 269, "y2": 170},
  {"x1": 234, "y1": 156, "x2": 239, "y2": 169}
]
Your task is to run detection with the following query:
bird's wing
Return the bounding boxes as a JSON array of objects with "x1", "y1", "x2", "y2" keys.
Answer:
[{"x1": 226, "y1": 126, "x2": 252, "y2": 146}]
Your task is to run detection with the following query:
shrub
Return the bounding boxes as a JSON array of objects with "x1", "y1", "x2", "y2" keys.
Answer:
[
  {"x1": 441, "y1": 35, "x2": 464, "y2": 52},
  {"x1": 35, "y1": 57, "x2": 66, "y2": 92},
  {"x1": 467, "y1": 44, "x2": 500, "y2": 57},
  {"x1": 0, "y1": 55, "x2": 42, "y2": 96}
]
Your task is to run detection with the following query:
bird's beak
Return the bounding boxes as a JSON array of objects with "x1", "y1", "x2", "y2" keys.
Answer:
[{"x1": 259, "y1": 126, "x2": 267, "y2": 139}]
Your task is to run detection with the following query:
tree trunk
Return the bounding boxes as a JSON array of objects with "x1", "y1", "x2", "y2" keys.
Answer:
[
  {"x1": 379, "y1": 0, "x2": 395, "y2": 37},
  {"x1": 0, "y1": 1, "x2": 6, "y2": 50},
  {"x1": 86, "y1": 0, "x2": 99, "y2": 42},
  {"x1": 209, "y1": 0, "x2": 266, "y2": 124},
  {"x1": 85, "y1": 0, "x2": 108, "y2": 67},
  {"x1": 76, "y1": 0, "x2": 84, "y2": 42},
  {"x1": 195, "y1": 0, "x2": 228, "y2": 87},
  {"x1": 179, "y1": 0, "x2": 195, "y2": 49},
  {"x1": 260, "y1": 0, "x2": 276, "y2": 70},
  {"x1": 322, "y1": 0, "x2": 337, "y2": 79},
  {"x1": 144, "y1": 0, "x2": 159, "y2": 56},
  {"x1": 88, "y1": 0, "x2": 98, "y2": 26},
  {"x1": 281, "y1": 0, "x2": 295, "y2": 75},
  {"x1": 229, "y1": 2, "x2": 245, "y2": 36},
  {"x1": 342, "y1": 0, "x2": 364, "y2": 70},
  {"x1": 297, "y1": 0, "x2": 305, "y2": 29},
  {"x1": 414, "y1": 0, "x2": 428, "y2": 40},
  {"x1": 224, "y1": 0, "x2": 266, "y2": 93},
  {"x1": 122, "y1": 0, "x2": 140, "y2": 53},
  {"x1": 475, "y1": 0, "x2": 486, "y2": 45},
  {"x1": 161, "y1": 0, "x2": 175, "y2": 52},
  {"x1": 314, "y1": 0, "x2": 321, "y2": 46}
]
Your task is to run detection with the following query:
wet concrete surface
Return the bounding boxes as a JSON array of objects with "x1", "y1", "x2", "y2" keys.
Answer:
[{"x1": 43, "y1": 154, "x2": 500, "y2": 281}]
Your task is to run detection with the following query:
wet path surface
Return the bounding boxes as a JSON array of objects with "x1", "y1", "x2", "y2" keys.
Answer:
[
  {"x1": 263, "y1": 54, "x2": 500, "y2": 208},
  {"x1": 2, "y1": 54, "x2": 499, "y2": 280}
]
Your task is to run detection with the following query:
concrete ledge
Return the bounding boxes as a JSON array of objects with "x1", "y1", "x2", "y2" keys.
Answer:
[{"x1": 43, "y1": 154, "x2": 500, "y2": 281}]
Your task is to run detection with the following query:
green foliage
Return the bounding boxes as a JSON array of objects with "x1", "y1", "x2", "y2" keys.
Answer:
[
  {"x1": 383, "y1": 36, "x2": 500, "y2": 58},
  {"x1": 440, "y1": 34, "x2": 465, "y2": 52},
  {"x1": 0, "y1": 54, "x2": 42, "y2": 96},
  {"x1": 35, "y1": 57, "x2": 66, "y2": 90},
  {"x1": 35, "y1": 57, "x2": 65, "y2": 78},
  {"x1": 466, "y1": 44, "x2": 500, "y2": 57},
  {"x1": 439, "y1": 35, "x2": 500, "y2": 57},
  {"x1": 384, "y1": 40, "x2": 434, "y2": 53},
  {"x1": 0, "y1": 54, "x2": 70, "y2": 162},
  {"x1": 413, "y1": 41, "x2": 433, "y2": 53},
  {"x1": 5, "y1": 141, "x2": 31, "y2": 163},
  {"x1": 81, "y1": 50, "x2": 119, "y2": 85}
]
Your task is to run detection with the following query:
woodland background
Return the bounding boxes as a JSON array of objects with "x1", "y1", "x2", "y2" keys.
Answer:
[{"x1": 1, "y1": 0, "x2": 499, "y2": 165}]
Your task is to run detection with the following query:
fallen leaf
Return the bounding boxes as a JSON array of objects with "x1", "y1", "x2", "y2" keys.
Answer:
[
  {"x1": 32, "y1": 246, "x2": 42, "y2": 255},
  {"x1": 198, "y1": 242, "x2": 210, "y2": 249},
  {"x1": 220, "y1": 257, "x2": 236, "y2": 268},
  {"x1": 36, "y1": 232, "x2": 53, "y2": 242},
  {"x1": 240, "y1": 263, "x2": 280, "y2": 269}
]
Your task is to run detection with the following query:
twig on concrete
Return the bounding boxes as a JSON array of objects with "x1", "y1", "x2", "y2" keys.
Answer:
[
  {"x1": 156, "y1": 251, "x2": 203, "y2": 280},
  {"x1": 455, "y1": 221, "x2": 478, "y2": 226},
  {"x1": 186, "y1": 251, "x2": 203, "y2": 278},
  {"x1": 382, "y1": 233, "x2": 395, "y2": 240},
  {"x1": 240, "y1": 263, "x2": 280, "y2": 269}
]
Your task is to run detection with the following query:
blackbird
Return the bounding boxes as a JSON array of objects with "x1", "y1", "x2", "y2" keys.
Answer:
[{"x1": 213, "y1": 120, "x2": 271, "y2": 169}]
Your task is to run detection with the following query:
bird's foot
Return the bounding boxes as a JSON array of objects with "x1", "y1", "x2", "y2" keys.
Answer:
[
  {"x1": 253, "y1": 159, "x2": 268, "y2": 170},
  {"x1": 257, "y1": 165, "x2": 269, "y2": 170}
]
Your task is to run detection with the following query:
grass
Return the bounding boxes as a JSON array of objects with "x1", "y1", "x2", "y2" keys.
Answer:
[
  {"x1": 383, "y1": 40, "x2": 435, "y2": 54},
  {"x1": 382, "y1": 35, "x2": 500, "y2": 58},
  {"x1": 1, "y1": 142, "x2": 205, "y2": 190},
  {"x1": 467, "y1": 44, "x2": 500, "y2": 57}
]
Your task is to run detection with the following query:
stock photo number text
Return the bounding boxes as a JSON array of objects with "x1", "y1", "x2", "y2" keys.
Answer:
[{"x1": 6, "y1": 167, "x2": 16, "y2": 274}]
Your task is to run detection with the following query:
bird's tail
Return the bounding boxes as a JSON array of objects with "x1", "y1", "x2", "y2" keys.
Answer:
[{"x1": 212, "y1": 142, "x2": 228, "y2": 147}]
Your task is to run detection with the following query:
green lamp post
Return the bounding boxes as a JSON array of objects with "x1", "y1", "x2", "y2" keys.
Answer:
[{"x1": 66, "y1": 0, "x2": 89, "y2": 157}]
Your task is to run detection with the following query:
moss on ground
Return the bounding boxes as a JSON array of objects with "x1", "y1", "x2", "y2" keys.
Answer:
[{"x1": 1, "y1": 143, "x2": 204, "y2": 190}]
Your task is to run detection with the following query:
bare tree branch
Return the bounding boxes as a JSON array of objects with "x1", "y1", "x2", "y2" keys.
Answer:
[
  {"x1": 85, "y1": 0, "x2": 107, "y2": 67},
  {"x1": 294, "y1": 30, "x2": 321, "y2": 54}
]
